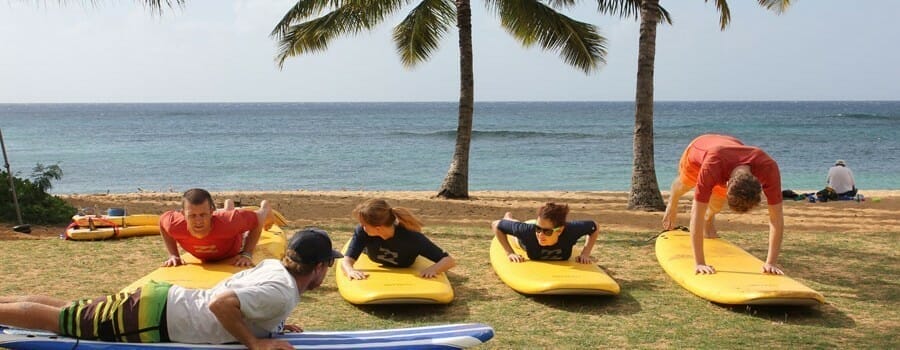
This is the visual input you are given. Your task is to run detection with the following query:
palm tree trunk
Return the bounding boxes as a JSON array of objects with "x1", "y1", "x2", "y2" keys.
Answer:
[
  {"x1": 628, "y1": 0, "x2": 665, "y2": 211},
  {"x1": 437, "y1": 0, "x2": 474, "y2": 199}
]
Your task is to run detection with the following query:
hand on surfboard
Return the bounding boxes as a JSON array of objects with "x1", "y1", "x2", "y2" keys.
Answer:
[
  {"x1": 162, "y1": 255, "x2": 184, "y2": 267},
  {"x1": 233, "y1": 255, "x2": 254, "y2": 267},
  {"x1": 420, "y1": 265, "x2": 443, "y2": 278},
  {"x1": 346, "y1": 268, "x2": 369, "y2": 280},
  {"x1": 695, "y1": 264, "x2": 716, "y2": 274},
  {"x1": 763, "y1": 263, "x2": 784, "y2": 275},
  {"x1": 283, "y1": 324, "x2": 303, "y2": 333},
  {"x1": 507, "y1": 253, "x2": 525, "y2": 263},
  {"x1": 576, "y1": 253, "x2": 595, "y2": 264}
]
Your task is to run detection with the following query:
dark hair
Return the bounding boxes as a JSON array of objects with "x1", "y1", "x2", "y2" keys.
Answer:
[
  {"x1": 182, "y1": 188, "x2": 215, "y2": 211},
  {"x1": 538, "y1": 202, "x2": 569, "y2": 227},
  {"x1": 352, "y1": 198, "x2": 423, "y2": 232},
  {"x1": 727, "y1": 173, "x2": 762, "y2": 213}
]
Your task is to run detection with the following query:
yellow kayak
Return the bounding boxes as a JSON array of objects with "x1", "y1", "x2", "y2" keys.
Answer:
[
  {"x1": 335, "y1": 241, "x2": 454, "y2": 304},
  {"x1": 489, "y1": 236, "x2": 620, "y2": 295},
  {"x1": 65, "y1": 225, "x2": 160, "y2": 240},
  {"x1": 71, "y1": 214, "x2": 160, "y2": 228},
  {"x1": 655, "y1": 229, "x2": 824, "y2": 305}
]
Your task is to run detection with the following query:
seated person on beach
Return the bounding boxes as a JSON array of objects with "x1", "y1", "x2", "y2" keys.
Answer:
[
  {"x1": 661, "y1": 134, "x2": 785, "y2": 275},
  {"x1": 491, "y1": 202, "x2": 599, "y2": 263},
  {"x1": 825, "y1": 159, "x2": 858, "y2": 198},
  {"x1": 340, "y1": 199, "x2": 456, "y2": 279},
  {"x1": 159, "y1": 188, "x2": 272, "y2": 267},
  {"x1": 0, "y1": 228, "x2": 343, "y2": 349}
]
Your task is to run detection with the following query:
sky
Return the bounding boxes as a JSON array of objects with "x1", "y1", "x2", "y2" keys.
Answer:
[{"x1": 1, "y1": 0, "x2": 898, "y2": 103}]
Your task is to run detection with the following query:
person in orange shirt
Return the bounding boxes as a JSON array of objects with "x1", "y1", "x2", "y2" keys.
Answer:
[
  {"x1": 662, "y1": 134, "x2": 785, "y2": 275},
  {"x1": 159, "y1": 188, "x2": 272, "y2": 267}
]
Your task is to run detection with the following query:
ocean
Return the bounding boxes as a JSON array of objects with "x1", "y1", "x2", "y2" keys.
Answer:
[{"x1": 1, "y1": 101, "x2": 898, "y2": 194}]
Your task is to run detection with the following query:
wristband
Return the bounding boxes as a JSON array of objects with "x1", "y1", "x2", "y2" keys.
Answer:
[{"x1": 239, "y1": 251, "x2": 253, "y2": 260}]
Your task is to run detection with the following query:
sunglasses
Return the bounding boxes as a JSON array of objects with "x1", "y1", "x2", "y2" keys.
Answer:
[{"x1": 535, "y1": 225, "x2": 563, "y2": 236}]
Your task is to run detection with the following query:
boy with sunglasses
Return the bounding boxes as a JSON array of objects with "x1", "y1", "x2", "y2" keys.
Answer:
[{"x1": 491, "y1": 202, "x2": 600, "y2": 263}]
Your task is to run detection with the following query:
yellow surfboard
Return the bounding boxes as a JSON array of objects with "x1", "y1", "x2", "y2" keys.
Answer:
[
  {"x1": 655, "y1": 229, "x2": 824, "y2": 305},
  {"x1": 71, "y1": 214, "x2": 160, "y2": 227},
  {"x1": 335, "y1": 242, "x2": 454, "y2": 304},
  {"x1": 489, "y1": 236, "x2": 620, "y2": 295},
  {"x1": 66, "y1": 225, "x2": 160, "y2": 240},
  {"x1": 120, "y1": 224, "x2": 286, "y2": 292}
]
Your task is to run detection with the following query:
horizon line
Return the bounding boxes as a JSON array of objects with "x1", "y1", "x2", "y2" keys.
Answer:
[{"x1": 2, "y1": 99, "x2": 899, "y2": 105}]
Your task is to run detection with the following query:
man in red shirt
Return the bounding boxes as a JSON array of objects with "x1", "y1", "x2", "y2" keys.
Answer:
[
  {"x1": 159, "y1": 188, "x2": 271, "y2": 267},
  {"x1": 662, "y1": 134, "x2": 785, "y2": 275}
]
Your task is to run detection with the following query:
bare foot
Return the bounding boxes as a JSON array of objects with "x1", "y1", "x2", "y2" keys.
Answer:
[{"x1": 662, "y1": 206, "x2": 677, "y2": 230}]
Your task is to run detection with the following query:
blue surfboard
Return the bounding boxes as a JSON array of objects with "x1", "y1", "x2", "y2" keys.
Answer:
[{"x1": 0, "y1": 323, "x2": 494, "y2": 349}]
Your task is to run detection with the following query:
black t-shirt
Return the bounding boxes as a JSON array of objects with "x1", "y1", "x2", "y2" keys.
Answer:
[
  {"x1": 344, "y1": 224, "x2": 450, "y2": 267},
  {"x1": 497, "y1": 220, "x2": 597, "y2": 261}
]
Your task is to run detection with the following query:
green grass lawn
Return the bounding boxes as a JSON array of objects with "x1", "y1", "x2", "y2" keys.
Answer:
[{"x1": 1, "y1": 225, "x2": 897, "y2": 349}]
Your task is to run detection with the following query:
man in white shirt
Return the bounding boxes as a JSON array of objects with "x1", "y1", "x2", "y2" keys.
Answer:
[
  {"x1": 826, "y1": 159, "x2": 857, "y2": 197},
  {"x1": 0, "y1": 228, "x2": 342, "y2": 350}
]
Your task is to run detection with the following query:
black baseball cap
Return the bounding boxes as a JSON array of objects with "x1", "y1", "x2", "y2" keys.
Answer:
[{"x1": 287, "y1": 227, "x2": 343, "y2": 265}]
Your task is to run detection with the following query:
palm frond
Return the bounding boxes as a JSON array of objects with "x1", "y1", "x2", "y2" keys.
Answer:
[
  {"x1": 273, "y1": 0, "x2": 412, "y2": 68},
  {"x1": 594, "y1": 1, "x2": 672, "y2": 25},
  {"x1": 271, "y1": 0, "x2": 342, "y2": 38},
  {"x1": 547, "y1": 0, "x2": 577, "y2": 9},
  {"x1": 487, "y1": 0, "x2": 607, "y2": 73},
  {"x1": 705, "y1": 0, "x2": 731, "y2": 30},
  {"x1": 138, "y1": 0, "x2": 185, "y2": 15},
  {"x1": 393, "y1": 0, "x2": 456, "y2": 67},
  {"x1": 274, "y1": 9, "x2": 360, "y2": 68},
  {"x1": 758, "y1": 0, "x2": 790, "y2": 14},
  {"x1": 656, "y1": 3, "x2": 673, "y2": 25},
  {"x1": 596, "y1": 0, "x2": 640, "y2": 20}
]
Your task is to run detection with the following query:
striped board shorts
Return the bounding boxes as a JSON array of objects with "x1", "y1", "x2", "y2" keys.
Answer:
[{"x1": 58, "y1": 280, "x2": 172, "y2": 343}]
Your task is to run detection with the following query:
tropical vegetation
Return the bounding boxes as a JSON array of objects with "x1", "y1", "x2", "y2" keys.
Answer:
[
  {"x1": 1, "y1": 164, "x2": 76, "y2": 225},
  {"x1": 270, "y1": 0, "x2": 608, "y2": 199}
]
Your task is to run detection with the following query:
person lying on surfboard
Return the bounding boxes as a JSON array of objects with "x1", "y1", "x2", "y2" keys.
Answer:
[
  {"x1": 491, "y1": 202, "x2": 600, "y2": 264},
  {"x1": 159, "y1": 188, "x2": 274, "y2": 268},
  {"x1": 0, "y1": 228, "x2": 343, "y2": 349},
  {"x1": 341, "y1": 198, "x2": 456, "y2": 279},
  {"x1": 662, "y1": 134, "x2": 785, "y2": 275}
]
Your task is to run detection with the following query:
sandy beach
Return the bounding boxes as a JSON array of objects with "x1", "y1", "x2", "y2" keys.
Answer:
[{"x1": 3, "y1": 190, "x2": 899, "y2": 239}]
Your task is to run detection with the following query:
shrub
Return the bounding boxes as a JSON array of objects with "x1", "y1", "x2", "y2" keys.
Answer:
[{"x1": 1, "y1": 163, "x2": 77, "y2": 225}]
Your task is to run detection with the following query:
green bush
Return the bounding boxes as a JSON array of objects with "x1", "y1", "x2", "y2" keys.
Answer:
[{"x1": 1, "y1": 164, "x2": 77, "y2": 225}]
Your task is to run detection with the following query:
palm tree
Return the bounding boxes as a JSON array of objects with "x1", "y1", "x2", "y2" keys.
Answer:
[
  {"x1": 30, "y1": 163, "x2": 64, "y2": 192},
  {"x1": 595, "y1": 0, "x2": 789, "y2": 210},
  {"x1": 271, "y1": 0, "x2": 607, "y2": 199}
]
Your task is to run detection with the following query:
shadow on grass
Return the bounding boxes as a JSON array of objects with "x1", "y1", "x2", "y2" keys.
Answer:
[
  {"x1": 354, "y1": 303, "x2": 468, "y2": 323},
  {"x1": 524, "y1": 267, "x2": 646, "y2": 316},
  {"x1": 723, "y1": 303, "x2": 856, "y2": 329},
  {"x1": 526, "y1": 290, "x2": 642, "y2": 316},
  {"x1": 780, "y1": 241, "x2": 899, "y2": 302}
]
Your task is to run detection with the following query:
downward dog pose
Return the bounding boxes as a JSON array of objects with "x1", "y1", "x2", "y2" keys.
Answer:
[{"x1": 662, "y1": 134, "x2": 785, "y2": 275}]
